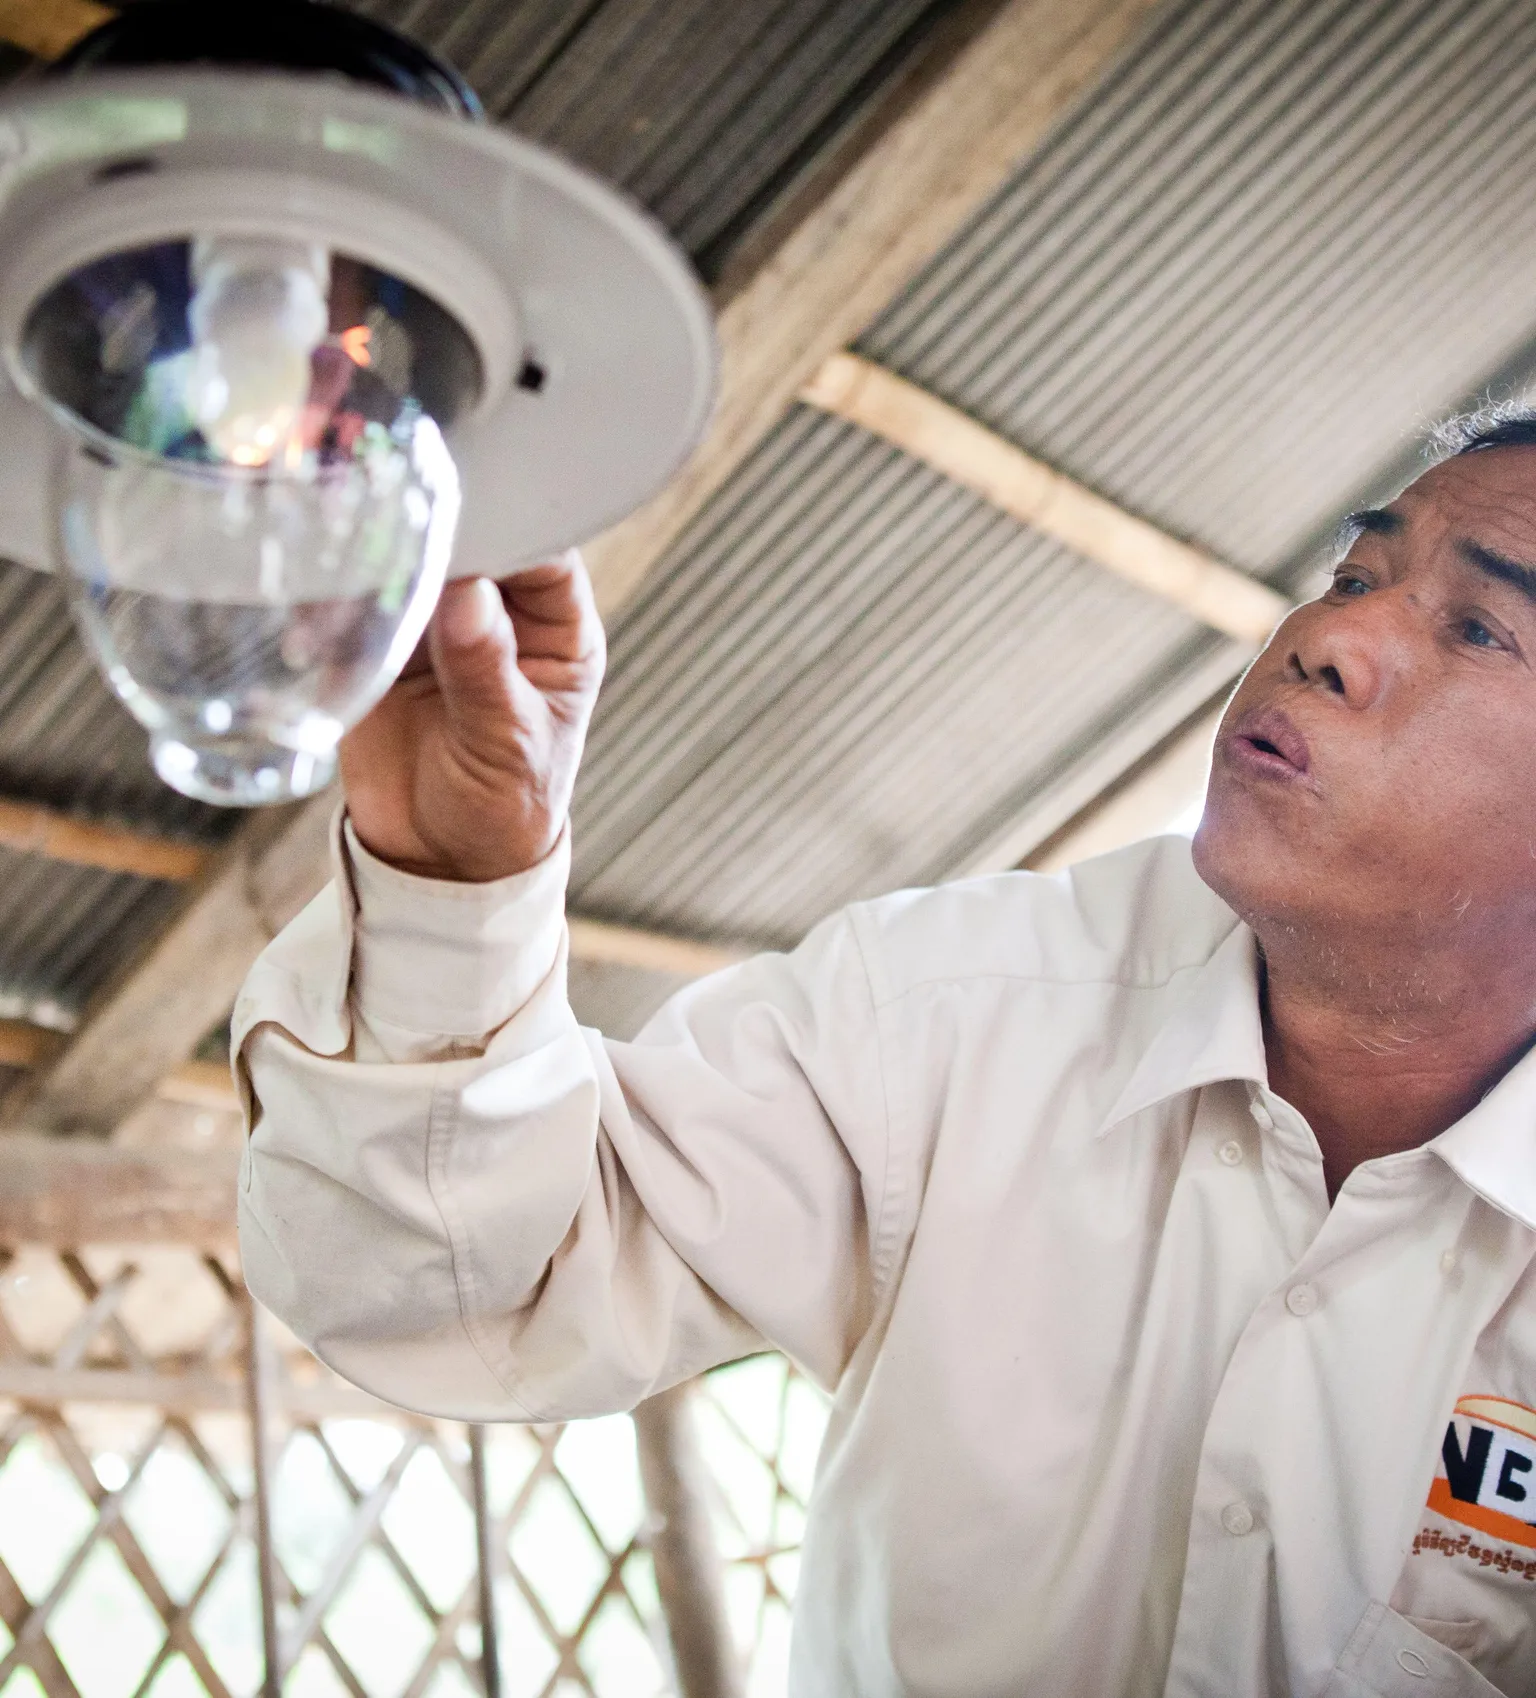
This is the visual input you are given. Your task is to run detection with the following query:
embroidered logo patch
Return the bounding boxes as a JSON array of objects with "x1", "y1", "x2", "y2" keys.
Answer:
[{"x1": 1427, "y1": 1396, "x2": 1536, "y2": 1551}]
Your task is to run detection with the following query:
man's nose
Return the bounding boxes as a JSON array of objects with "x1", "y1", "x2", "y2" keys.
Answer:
[{"x1": 1280, "y1": 595, "x2": 1407, "y2": 709}]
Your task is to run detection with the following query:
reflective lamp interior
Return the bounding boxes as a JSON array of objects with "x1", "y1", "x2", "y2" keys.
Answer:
[
  {"x1": 20, "y1": 241, "x2": 477, "y2": 807},
  {"x1": 22, "y1": 240, "x2": 482, "y2": 463}
]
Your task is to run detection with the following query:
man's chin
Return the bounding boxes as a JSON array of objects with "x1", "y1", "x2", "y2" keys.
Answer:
[{"x1": 1190, "y1": 801, "x2": 1313, "y2": 926}]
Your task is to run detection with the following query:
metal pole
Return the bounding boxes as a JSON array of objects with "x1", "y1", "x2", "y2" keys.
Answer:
[
  {"x1": 633, "y1": 1383, "x2": 742, "y2": 1698},
  {"x1": 243, "y1": 1293, "x2": 284, "y2": 1698},
  {"x1": 468, "y1": 1424, "x2": 501, "y2": 1698}
]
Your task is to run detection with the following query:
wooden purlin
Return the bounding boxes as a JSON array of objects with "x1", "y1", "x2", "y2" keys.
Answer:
[
  {"x1": 0, "y1": 1133, "x2": 240, "y2": 1247},
  {"x1": 0, "y1": 797, "x2": 209, "y2": 882},
  {"x1": 0, "y1": 791, "x2": 746, "y2": 1133},
  {"x1": 567, "y1": 914, "x2": 745, "y2": 977},
  {"x1": 800, "y1": 353, "x2": 1294, "y2": 646},
  {"x1": 0, "y1": 793, "x2": 750, "y2": 976}
]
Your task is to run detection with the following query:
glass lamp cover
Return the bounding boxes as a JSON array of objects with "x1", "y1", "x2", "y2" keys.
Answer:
[{"x1": 26, "y1": 240, "x2": 473, "y2": 805}]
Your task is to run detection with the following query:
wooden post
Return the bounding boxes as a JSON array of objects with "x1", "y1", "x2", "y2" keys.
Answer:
[
  {"x1": 244, "y1": 1295, "x2": 284, "y2": 1698},
  {"x1": 469, "y1": 1425, "x2": 502, "y2": 1698},
  {"x1": 633, "y1": 1384, "x2": 742, "y2": 1698}
]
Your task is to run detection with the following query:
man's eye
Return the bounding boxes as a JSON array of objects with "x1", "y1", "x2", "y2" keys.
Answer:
[
  {"x1": 1332, "y1": 571, "x2": 1370, "y2": 596},
  {"x1": 1462, "y1": 617, "x2": 1502, "y2": 649}
]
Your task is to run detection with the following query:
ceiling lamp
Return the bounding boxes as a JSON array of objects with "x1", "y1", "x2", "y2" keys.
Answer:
[{"x1": 0, "y1": 1, "x2": 715, "y2": 805}]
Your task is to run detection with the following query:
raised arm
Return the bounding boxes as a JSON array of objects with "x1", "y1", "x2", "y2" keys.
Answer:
[{"x1": 234, "y1": 556, "x2": 894, "y2": 1422}]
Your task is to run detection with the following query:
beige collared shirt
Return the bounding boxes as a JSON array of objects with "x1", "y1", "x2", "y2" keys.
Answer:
[{"x1": 236, "y1": 827, "x2": 1536, "y2": 1697}]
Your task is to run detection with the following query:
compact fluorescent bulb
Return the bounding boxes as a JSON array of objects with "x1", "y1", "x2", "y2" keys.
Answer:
[{"x1": 187, "y1": 238, "x2": 330, "y2": 466}]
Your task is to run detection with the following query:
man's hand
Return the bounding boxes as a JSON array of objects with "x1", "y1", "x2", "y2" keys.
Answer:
[{"x1": 340, "y1": 552, "x2": 605, "y2": 882}]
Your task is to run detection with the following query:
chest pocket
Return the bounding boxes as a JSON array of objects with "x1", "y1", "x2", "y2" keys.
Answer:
[{"x1": 1318, "y1": 1604, "x2": 1506, "y2": 1697}]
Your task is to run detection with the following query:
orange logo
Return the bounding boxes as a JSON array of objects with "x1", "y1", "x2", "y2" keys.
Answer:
[{"x1": 1428, "y1": 1396, "x2": 1536, "y2": 1550}]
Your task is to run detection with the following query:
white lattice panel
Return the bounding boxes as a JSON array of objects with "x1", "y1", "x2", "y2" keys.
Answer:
[{"x1": 0, "y1": 1248, "x2": 828, "y2": 1698}]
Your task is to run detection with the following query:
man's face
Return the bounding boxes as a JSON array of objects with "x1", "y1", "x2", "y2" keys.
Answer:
[{"x1": 1194, "y1": 446, "x2": 1536, "y2": 949}]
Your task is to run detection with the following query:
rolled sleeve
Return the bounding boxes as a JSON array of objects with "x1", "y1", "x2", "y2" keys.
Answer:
[
  {"x1": 346, "y1": 820, "x2": 571, "y2": 1059},
  {"x1": 236, "y1": 814, "x2": 895, "y2": 1425}
]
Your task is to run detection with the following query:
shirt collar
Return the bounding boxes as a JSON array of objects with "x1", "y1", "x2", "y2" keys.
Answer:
[
  {"x1": 1094, "y1": 914, "x2": 1536, "y2": 1234},
  {"x1": 1430, "y1": 1046, "x2": 1536, "y2": 1233},
  {"x1": 1097, "y1": 921, "x2": 1266, "y2": 1137}
]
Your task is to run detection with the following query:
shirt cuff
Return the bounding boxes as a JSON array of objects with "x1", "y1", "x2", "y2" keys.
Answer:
[{"x1": 344, "y1": 818, "x2": 571, "y2": 1039}]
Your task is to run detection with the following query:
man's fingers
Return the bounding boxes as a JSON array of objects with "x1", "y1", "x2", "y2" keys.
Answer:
[
  {"x1": 499, "y1": 550, "x2": 605, "y2": 668},
  {"x1": 427, "y1": 578, "x2": 542, "y2": 752}
]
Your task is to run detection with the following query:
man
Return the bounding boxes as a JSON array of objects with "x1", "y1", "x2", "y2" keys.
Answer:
[{"x1": 237, "y1": 414, "x2": 1536, "y2": 1696}]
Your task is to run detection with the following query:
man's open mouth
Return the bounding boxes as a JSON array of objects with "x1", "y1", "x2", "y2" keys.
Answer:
[{"x1": 1228, "y1": 708, "x2": 1311, "y2": 777}]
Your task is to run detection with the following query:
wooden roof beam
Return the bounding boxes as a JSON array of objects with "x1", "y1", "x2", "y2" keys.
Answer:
[
  {"x1": 794, "y1": 353, "x2": 1298, "y2": 876},
  {"x1": 0, "y1": 1017, "x2": 238, "y2": 1106},
  {"x1": 0, "y1": 1132, "x2": 239, "y2": 1247},
  {"x1": 566, "y1": 916, "x2": 745, "y2": 978},
  {"x1": 2, "y1": 795, "x2": 336, "y2": 1136},
  {"x1": 0, "y1": 791, "x2": 746, "y2": 969},
  {"x1": 801, "y1": 352, "x2": 1293, "y2": 645}
]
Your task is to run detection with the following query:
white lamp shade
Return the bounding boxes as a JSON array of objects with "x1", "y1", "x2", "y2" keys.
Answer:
[{"x1": 0, "y1": 68, "x2": 718, "y2": 579}]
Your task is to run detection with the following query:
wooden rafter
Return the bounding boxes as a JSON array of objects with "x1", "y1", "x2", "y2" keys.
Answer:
[
  {"x1": 0, "y1": 1017, "x2": 237, "y2": 1105},
  {"x1": 0, "y1": 789, "x2": 744, "y2": 1136},
  {"x1": 0, "y1": 1132, "x2": 239, "y2": 1247},
  {"x1": 0, "y1": 1017, "x2": 58, "y2": 1070},
  {"x1": 801, "y1": 353, "x2": 1294, "y2": 645},
  {"x1": 567, "y1": 916, "x2": 744, "y2": 978},
  {"x1": 3, "y1": 796, "x2": 336, "y2": 1136},
  {"x1": 582, "y1": 0, "x2": 1167, "y2": 614}
]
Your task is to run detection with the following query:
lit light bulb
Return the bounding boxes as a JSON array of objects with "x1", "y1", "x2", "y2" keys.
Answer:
[{"x1": 187, "y1": 238, "x2": 329, "y2": 466}]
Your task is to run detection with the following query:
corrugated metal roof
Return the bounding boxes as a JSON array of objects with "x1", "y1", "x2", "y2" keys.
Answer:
[
  {"x1": 351, "y1": 0, "x2": 953, "y2": 271},
  {"x1": 571, "y1": 405, "x2": 1221, "y2": 943},
  {"x1": 567, "y1": 0, "x2": 1536, "y2": 953},
  {"x1": 0, "y1": 0, "x2": 962, "y2": 1024},
  {"x1": 0, "y1": 846, "x2": 183, "y2": 1030},
  {"x1": 10, "y1": 0, "x2": 1536, "y2": 1025},
  {"x1": 863, "y1": 0, "x2": 1536, "y2": 581}
]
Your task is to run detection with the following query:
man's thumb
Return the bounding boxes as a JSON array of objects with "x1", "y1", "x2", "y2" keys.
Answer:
[{"x1": 429, "y1": 578, "x2": 524, "y2": 735}]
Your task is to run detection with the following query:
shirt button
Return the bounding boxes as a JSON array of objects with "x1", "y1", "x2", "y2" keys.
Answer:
[
  {"x1": 1249, "y1": 1099, "x2": 1274, "y2": 1132},
  {"x1": 1285, "y1": 1283, "x2": 1320, "y2": 1317},
  {"x1": 1217, "y1": 1139, "x2": 1244, "y2": 1167},
  {"x1": 1440, "y1": 1249, "x2": 1459, "y2": 1275},
  {"x1": 1221, "y1": 1501, "x2": 1255, "y2": 1537}
]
